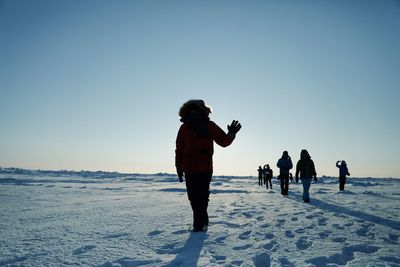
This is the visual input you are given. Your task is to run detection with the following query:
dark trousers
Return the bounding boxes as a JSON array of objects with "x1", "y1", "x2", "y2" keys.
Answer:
[
  {"x1": 258, "y1": 176, "x2": 263, "y2": 186},
  {"x1": 339, "y1": 176, "x2": 346, "y2": 191},
  {"x1": 185, "y1": 173, "x2": 212, "y2": 228},
  {"x1": 280, "y1": 174, "x2": 289, "y2": 195},
  {"x1": 264, "y1": 178, "x2": 272, "y2": 189}
]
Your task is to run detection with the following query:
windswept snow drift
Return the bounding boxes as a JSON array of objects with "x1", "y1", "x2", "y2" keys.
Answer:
[{"x1": 0, "y1": 171, "x2": 399, "y2": 266}]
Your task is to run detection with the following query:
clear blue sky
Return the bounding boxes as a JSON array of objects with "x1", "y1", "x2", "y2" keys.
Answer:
[{"x1": 1, "y1": 0, "x2": 399, "y2": 177}]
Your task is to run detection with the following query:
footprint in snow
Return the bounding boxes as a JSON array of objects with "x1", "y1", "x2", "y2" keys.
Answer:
[
  {"x1": 155, "y1": 242, "x2": 184, "y2": 254},
  {"x1": 305, "y1": 212, "x2": 320, "y2": 220},
  {"x1": 233, "y1": 244, "x2": 252, "y2": 250},
  {"x1": 285, "y1": 230, "x2": 295, "y2": 238},
  {"x1": 295, "y1": 228, "x2": 305, "y2": 234},
  {"x1": 104, "y1": 232, "x2": 130, "y2": 239},
  {"x1": 171, "y1": 229, "x2": 188, "y2": 235},
  {"x1": 223, "y1": 222, "x2": 242, "y2": 228},
  {"x1": 264, "y1": 232, "x2": 274, "y2": 239},
  {"x1": 211, "y1": 254, "x2": 227, "y2": 262},
  {"x1": 262, "y1": 240, "x2": 278, "y2": 250},
  {"x1": 305, "y1": 224, "x2": 316, "y2": 230},
  {"x1": 232, "y1": 202, "x2": 246, "y2": 208},
  {"x1": 318, "y1": 230, "x2": 332, "y2": 239},
  {"x1": 228, "y1": 210, "x2": 241, "y2": 217},
  {"x1": 72, "y1": 245, "x2": 96, "y2": 255},
  {"x1": 275, "y1": 219, "x2": 286, "y2": 227},
  {"x1": 332, "y1": 237, "x2": 347, "y2": 243},
  {"x1": 317, "y1": 217, "x2": 328, "y2": 226},
  {"x1": 148, "y1": 230, "x2": 163, "y2": 237},
  {"x1": 214, "y1": 235, "x2": 228, "y2": 244},
  {"x1": 296, "y1": 237, "x2": 312, "y2": 250},
  {"x1": 239, "y1": 230, "x2": 252, "y2": 240},
  {"x1": 206, "y1": 248, "x2": 227, "y2": 263},
  {"x1": 241, "y1": 212, "x2": 253, "y2": 218}
]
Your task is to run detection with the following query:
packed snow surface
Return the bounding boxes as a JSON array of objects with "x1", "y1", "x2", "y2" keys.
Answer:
[{"x1": 1, "y1": 170, "x2": 400, "y2": 266}]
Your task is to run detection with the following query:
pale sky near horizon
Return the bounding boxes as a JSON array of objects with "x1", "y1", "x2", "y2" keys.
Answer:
[{"x1": 1, "y1": 0, "x2": 400, "y2": 178}]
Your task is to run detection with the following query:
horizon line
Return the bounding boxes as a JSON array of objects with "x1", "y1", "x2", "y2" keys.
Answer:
[{"x1": 0, "y1": 166, "x2": 399, "y2": 179}]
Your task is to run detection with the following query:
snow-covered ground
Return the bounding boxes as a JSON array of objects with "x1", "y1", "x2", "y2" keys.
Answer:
[{"x1": 1, "y1": 170, "x2": 399, "y2": 266}]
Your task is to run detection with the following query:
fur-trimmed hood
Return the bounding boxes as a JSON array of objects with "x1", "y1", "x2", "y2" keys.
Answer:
[{"x1": 179, "y1": 99, "x2": 212, "y2": 122}]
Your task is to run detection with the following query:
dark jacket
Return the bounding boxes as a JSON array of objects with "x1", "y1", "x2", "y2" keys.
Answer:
[
  {"x1": 175, "y1": 121, "x2": 234, "y2": 175},
  {"x1": 264, "y1": 168, "x2": 273, "y2": 179},
  {"x1": 277, "y1": 158, "x2": 293, "y2": 176},
  {"x1": 336, "y1": 162, "x2": 350, "y2": 177},
  {"x1": 258, "y1": 167, "x2": 263, "y2": 178},
  {"x1": 296, "y1": 158, "x2": 316, "y2": 179}
]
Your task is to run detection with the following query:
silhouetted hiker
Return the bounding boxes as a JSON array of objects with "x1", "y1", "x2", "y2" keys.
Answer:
[
  {"x1": 336, "y1": 160, "x2": 350, "y2": 191},
  {"x1": 257, "y1": 166, "x2": 263, "y2": 186},
  {"x1": 175, "y1": 99, "x2": 242, "y2": 232},
  {"x1": 295, "y1": 149, "x2": 317, "y2": 203},
  {"x1": 277, "y1": 151, "x2": 293, "y2": 196},
  {"x1": 263, "y1": 164, "x2": 273, "y2": 189}
]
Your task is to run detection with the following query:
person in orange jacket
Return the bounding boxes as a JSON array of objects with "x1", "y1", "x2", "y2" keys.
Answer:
[{"x1": 175, "y1": 99, "x2": 241, "y2": 232}]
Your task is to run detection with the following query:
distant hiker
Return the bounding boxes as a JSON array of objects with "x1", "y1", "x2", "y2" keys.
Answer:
[
  {"x1": 277, "y1": 151, "x2": 293, "y2": 196},
  {"x1": 257, "y1": 166, "x2": 263, "y2": 186},
  {"x1": 263, "y1": 164, "x2": 273, "y2": 189},
  {"x1": 336, "y1": 160, "x2": 350, "y2": 191},
  {"x1": 295, "y1": 149, "x2": 317, "y2": 203},
  {"x1": 175, "y1": 99, "x2": 242, "y2": 232}
]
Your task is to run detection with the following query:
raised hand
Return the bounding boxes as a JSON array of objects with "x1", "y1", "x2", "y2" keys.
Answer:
[{"x1": 227, "y1": 120, "x2": 242, "y2": 135}]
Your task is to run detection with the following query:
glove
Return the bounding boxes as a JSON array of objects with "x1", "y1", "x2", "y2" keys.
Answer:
[
  {"x1": 296, "y1": 177, "x2": 299, "y2": 183},
  {"x1": 227, "y1": 120, "x2": 242, "y2": 135},
  {"x1": 177, "y1": 169, "x2": 184, "y2": 183}
]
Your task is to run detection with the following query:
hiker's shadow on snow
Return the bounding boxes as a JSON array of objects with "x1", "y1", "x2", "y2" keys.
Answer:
[
  {"x1": 288, "y1": 192, "x2": 400, "y2": 231},
  {"x1": 162, "y1": 232, "x2": 207, "y2": 267}
]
